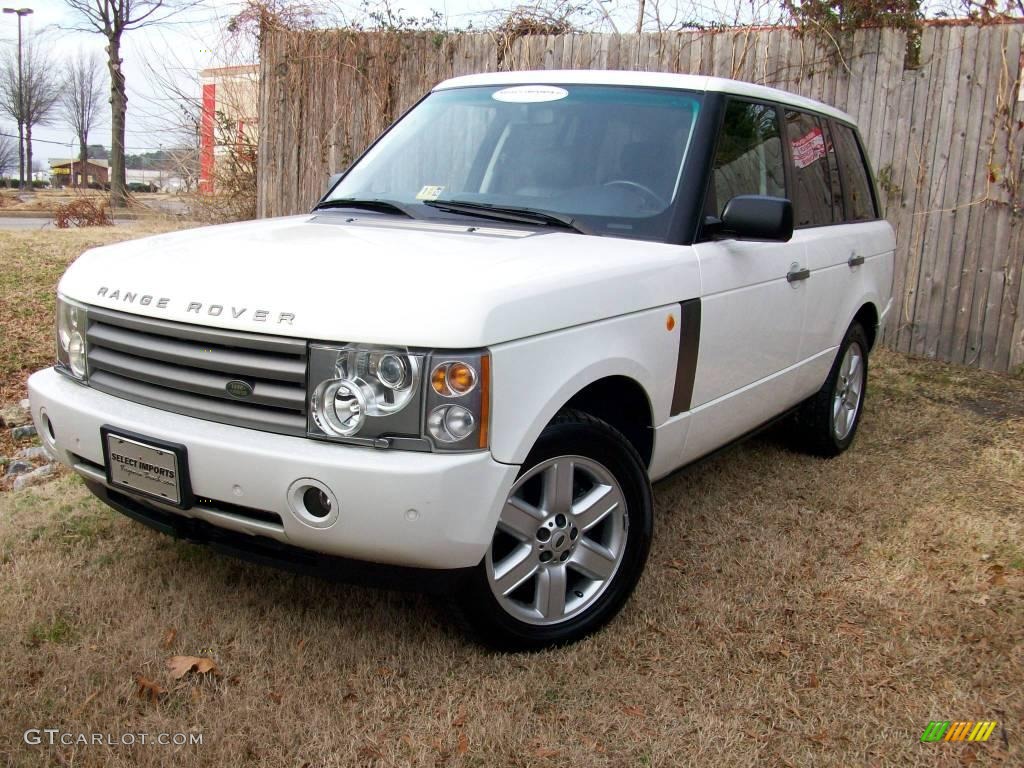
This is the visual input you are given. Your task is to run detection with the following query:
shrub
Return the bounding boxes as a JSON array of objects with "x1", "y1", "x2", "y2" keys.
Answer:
[{"x1": 54, "y1": 198, "x2": 113, "y2": 228}]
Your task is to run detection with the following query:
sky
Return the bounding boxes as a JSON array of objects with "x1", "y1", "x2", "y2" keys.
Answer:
[
  {"x1": 0, "y1": 0, "x2": 518, "y2": 163},
  {"x1": 0, "y1": 0, "x2": 785, "y2": 165}
]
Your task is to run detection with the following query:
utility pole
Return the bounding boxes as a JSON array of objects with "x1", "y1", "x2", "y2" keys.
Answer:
[{"x1": 3, "y1": 7, "x2": 34, "y2": 193}]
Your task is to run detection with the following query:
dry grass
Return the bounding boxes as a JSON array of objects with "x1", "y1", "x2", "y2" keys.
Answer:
[
  {"x1": 0, "y1": 224, "x2": 192, "y2": 403},
  {"x1": 0, "y1": 348, "x2": 1021, "y2": 766},
  {"x1": 0, "y1": 224, "x2": 192, "y2": 461},
  {"x1": 0, "y1": 190, "x2": 180, "y2": 212}
]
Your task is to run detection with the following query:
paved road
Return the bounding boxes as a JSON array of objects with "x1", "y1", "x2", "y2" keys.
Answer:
[
  {"x1": 0, "y1": 216, "x2": 154, "y2": 231},
  {"x1": 0, "y1": 216, "x2": 55, "y2": 230}
]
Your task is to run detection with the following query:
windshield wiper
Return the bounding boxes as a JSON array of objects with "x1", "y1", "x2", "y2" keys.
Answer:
[
  {"x1": 314, "y1": 198, "x2": 417, "y2": 218},
  {"x1": 423, "y1": 199, "x2": 589, "y2": 235}
]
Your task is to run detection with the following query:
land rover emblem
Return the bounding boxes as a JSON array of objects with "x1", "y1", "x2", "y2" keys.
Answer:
[{"x1": 226, "y1": 380, "x2": 254, "y2": 399}]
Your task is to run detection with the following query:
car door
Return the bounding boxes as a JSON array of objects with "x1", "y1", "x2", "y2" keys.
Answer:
[
  {"x1": 784, "y1": 110, "x2": 859, "y2": 393},
  {"x1": 683, "y1": 98, "x2": 809, "y2": 463},
  {"x1": 798, "y1": 119, "x2": 891, "y2": 371}
]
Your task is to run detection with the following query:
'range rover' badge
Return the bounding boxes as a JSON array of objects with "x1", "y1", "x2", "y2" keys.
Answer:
[{"x1": 225, "y1": 380, "x2": 254, "y2": 399}]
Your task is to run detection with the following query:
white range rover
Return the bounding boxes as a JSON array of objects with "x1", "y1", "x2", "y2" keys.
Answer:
[{"x1": 29, "y1": 71, "x2": 893, "y2": 649}]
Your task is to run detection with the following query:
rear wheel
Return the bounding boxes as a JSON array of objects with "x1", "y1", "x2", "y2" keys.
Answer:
[
  {"x1": 458, "y1": 411, "x2": 653, "y2": 650},
  {"x1": 790, "y1": 322, "x2": 869, "y2": 457}
]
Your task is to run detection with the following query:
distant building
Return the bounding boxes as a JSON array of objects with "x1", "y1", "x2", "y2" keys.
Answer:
[
  {"x1": 199, "y1": 64, "x2": 259, "y2": 194},
  {"x1": 125, "y1": 168, "x2": 185, "y2": 192},
  {"x1": 49, "y1": 158, "x2": 109, "y2": 187}
]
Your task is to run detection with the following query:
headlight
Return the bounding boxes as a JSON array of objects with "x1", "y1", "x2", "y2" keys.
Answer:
[
  {"x1": 307, "y1": 344, "x2": 489, "y2": 451},
  {"x1": 308, "y1": 344, "x2": 423, "y2": 442},
  {"x1": 56, "y1": 295, "x2": 88, "y2": 381}
]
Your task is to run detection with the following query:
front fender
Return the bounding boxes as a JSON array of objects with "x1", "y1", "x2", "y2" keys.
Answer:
[{"x1": 488, "y1": 305, "x2": 681, "y2": 465}]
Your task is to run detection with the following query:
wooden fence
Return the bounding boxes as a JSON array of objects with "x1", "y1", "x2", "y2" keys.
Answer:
[{"x1": 258, "y1": 23, "x2": 1024, "y2": 372}]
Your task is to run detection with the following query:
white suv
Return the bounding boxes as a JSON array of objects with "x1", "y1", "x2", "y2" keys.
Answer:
[{"x1": 29, "y1": 71, "x2": 893, "y2": 649}]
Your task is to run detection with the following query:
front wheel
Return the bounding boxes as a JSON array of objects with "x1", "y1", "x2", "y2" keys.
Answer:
[{"x1": 458, "y1": 411, "x2": 653, "y2": 650}]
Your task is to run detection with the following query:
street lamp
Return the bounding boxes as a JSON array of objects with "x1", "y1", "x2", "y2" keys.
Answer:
[{"x1": 3, "y1": 7, "x2": 33, "y2": 193}]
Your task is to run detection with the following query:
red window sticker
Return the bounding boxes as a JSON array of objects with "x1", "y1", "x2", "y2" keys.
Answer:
[{"x1": 791, "y1": 127, "x2": 826, "y2": 169}]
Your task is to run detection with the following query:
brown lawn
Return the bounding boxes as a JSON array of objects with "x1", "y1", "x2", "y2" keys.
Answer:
[{"x1": 0, "y1": 225, "x2": 1021, "y2": 766}]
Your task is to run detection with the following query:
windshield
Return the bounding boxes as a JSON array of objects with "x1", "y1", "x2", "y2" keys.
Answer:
[{"x1": 326, "y1": 84, "x2": 703, "y2": 241}]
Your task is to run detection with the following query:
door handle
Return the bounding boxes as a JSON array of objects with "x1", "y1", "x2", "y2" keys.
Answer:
[
  {"x1": 848, "y1": 254, "x2": 865, "y2": 268},
  {"x1": 787, "y1": 267, "x2": 810, "y2": 283}
]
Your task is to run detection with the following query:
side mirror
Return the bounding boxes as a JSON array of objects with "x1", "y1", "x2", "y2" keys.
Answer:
[
  {"x1": 720, "y1": 195, "x2": 793, "y2": 242},
  {"x1": 325, "y1": 172, "x2": 343, "y2": 195}
]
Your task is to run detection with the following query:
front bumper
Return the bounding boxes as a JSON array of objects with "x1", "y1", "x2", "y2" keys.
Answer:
[{"x1": 28, "y1": 367, "x2": 519, "y2": 569}]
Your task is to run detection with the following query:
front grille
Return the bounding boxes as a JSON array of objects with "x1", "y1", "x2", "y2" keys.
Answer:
[{"x1": 85, "y1": 306, "x2": 308, "y2": 435}]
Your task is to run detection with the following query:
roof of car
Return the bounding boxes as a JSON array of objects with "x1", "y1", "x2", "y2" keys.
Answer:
[{"x1": 434, "y1": 70, "x2": 854, "y2": 125}]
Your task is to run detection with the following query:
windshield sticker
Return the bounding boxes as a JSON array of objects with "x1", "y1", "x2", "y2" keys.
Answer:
[
  {"x1": 492, "y1": 85, "x2": 569, "y2": 103},
  {"x1": 791, "y1": 127, "x2": 826, "y2": 169},
  {"x1": 415, "y1": 185, "x2": 445, "y2": 201}
]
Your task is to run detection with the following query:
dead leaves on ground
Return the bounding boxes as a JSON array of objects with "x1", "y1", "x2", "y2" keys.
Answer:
[
  {"x1": 167, "y1": 655, "x2": 220, "y2": 679},
  {"x1": 132, "y1": 637, "x2": 221, "y2": 706},
  {"x1": 135, "y1": 675, "x2": 166, "y2": 703}
]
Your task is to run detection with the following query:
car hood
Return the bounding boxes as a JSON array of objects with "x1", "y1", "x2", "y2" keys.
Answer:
[{"x1": 59, "y1": 213, "x2": 700, "y2": 348}]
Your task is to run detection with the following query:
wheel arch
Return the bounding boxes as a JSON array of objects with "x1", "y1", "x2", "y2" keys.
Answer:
[
  {"x1": 559, "y1": 375, "x2": 655, "y2": 468},
  {"x1": 851, "y1": 301, "x2": 880, "y2": 351}
]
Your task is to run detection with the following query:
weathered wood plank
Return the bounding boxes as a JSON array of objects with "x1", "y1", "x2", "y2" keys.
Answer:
[{"x1": 256, "y1": 24, "x2": 1024, "y2": 371}]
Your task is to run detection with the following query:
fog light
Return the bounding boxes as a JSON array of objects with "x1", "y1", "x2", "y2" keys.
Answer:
[
  {"x1": 286, "y1": 479, "x2": 339, "y2": 529},
  {"x1": 302, "y1": 487, "x2": 332, "y2": 518}
]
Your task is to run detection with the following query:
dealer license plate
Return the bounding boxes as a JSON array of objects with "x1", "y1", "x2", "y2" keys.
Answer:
[{"x1": 104, "y1": 431, "x2": 183, "y2": 505}]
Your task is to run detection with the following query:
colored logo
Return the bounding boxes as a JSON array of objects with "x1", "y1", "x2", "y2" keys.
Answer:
[{"x1": 921, "y1": 721, "x2": 998, "y2": 743}]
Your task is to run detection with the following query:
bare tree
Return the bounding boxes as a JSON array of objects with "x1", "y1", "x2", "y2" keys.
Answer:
[
  {"x1": 61, "y1": 0, "x2": 200, "y2": 206},
  {"x1": 0, "y1": 39, "x2": 60, "y2": 193},
  {"x1": 61, "y1": 51, "x2": 106, "y2": 188},
  {"x1": 0, "y1": 133, "x2": 16, "y2": 180}
]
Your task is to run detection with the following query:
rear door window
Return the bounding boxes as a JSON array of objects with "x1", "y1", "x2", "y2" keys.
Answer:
[
  {"x1": 832, "y1": 122, "x2": 878, "y2": 221},
  {"x1": 709, "y1": 99, "x2": 786, "y2": 218},
  {"x1": 785, "y1": 111, "x2": 842, "y2": 227}
]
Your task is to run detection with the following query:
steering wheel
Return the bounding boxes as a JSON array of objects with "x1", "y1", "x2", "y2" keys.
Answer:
[{"x1": 602, "y1": 180, "x2": 668, "y2": 210}]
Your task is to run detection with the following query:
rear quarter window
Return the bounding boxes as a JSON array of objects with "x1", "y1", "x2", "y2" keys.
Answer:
[{"x1": 832, "y1": 123, "x2": 878, "y2": 221}]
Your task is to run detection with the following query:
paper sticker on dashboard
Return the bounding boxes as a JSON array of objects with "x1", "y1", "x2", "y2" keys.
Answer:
[
  {"x1": 492, "y1": 86, "x2": 569, "y2": 103},
  {"x1": 416, "y1": 185, "x2": 445, "y2": 200}
]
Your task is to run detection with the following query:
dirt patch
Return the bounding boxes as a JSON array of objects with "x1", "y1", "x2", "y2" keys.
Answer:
[{"x1": 960, "y1": 396, "x2": 1024, "y2": 422}]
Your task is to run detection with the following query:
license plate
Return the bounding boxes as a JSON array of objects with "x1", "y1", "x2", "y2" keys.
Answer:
[{"x1": 102, "y1": 428, "x2": 188, "y2": 506}]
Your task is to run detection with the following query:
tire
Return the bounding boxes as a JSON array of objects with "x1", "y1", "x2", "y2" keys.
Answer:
[
  {"x1": 790, "y1": 322, "x2": 870, "y2": 457},
  {"x1": 457, "y1": 410, "x2": 653, "y2": 651}
]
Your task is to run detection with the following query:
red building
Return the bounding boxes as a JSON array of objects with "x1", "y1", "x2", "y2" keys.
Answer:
[{"x1": 199, "y1": 65, "x2": 259, "y2": 194}]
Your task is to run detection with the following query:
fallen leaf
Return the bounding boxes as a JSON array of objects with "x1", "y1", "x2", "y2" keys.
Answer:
[
  {"x1": 534, "y1": 747, "x2": 559, "y2": 758},
  {"x1": 268, "y1": 691, "x2": 282, "y2": 705},
  {"x1": 807, "y1": 672, "x2": 820, "y2": 689},
  {"x1": 135, "y1": 675, "x2": 166, "y2": 702},
  {"x1": 457, "y1": 733, "x2": 469, "y2": 755},
  {"x1": 166, "y1": 655, "x2": 220, "y2": 679},
  {"x1": 161, "y1": 628, "x2": 177, "y2": 650},
  {"x1": 836, "y1": 622, "x2": 864, "y2": 637},
  {"x1": 989, "y1": 572, "x2": 1006, "y2": 586}
]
